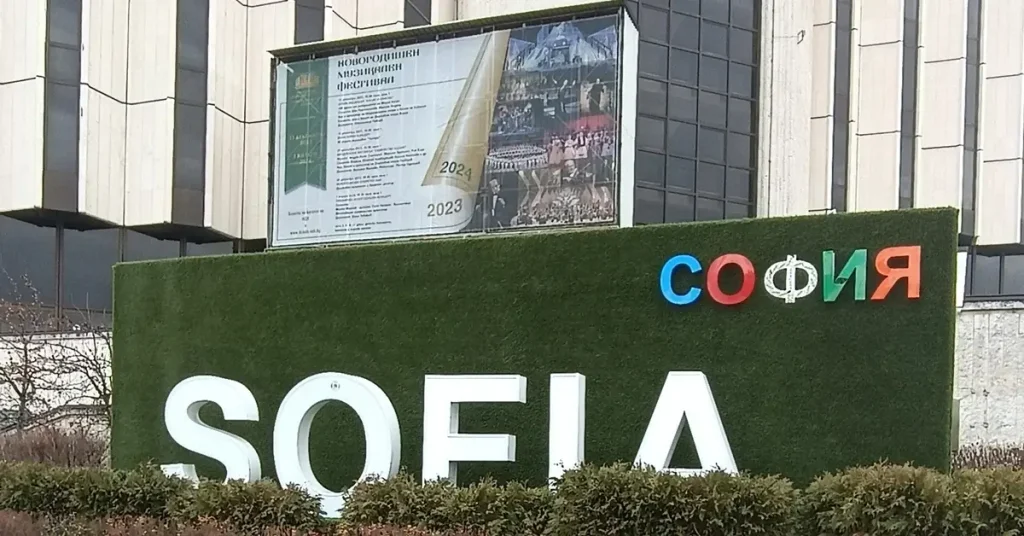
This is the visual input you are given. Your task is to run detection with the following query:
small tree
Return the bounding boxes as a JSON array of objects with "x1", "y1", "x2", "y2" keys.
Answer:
[
  {"x1": 50, "y1": 309, "x2": 112, "y2": 423},
  {"x1": 0, "y1": 275, "x2": 69, "y2": 431}
]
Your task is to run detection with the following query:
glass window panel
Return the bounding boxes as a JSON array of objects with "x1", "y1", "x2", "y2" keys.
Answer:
[
  {"x1": 295, "y1": 4, "x2": 326, "y2": 43},
  {"x1": 46, "y1": 45, "x2": 81, "y2": 84},
  {"x1": 1003, "y1": 255, "x2": 1024, "y2": 295},
  {"x1": 727, "y1": 132, "x2": 752, "y2": 167},
  {"x1": 731, "y1": 0, "x2": 757, "y2": 29},
  {"x1": 638, "y1": 115, "x2": 666, "y2": 150},
  {"x1": 666, "y1": 192, "x2": 695, "y2": 222},
  {"x1": 667, "y1": 120, "x2": 696, "y2": 157},
  {"x1": 638, "y1": 77, "x2": 668, "y2": 116},
  {"x1": 641, "y1": 6, "x2": 670, "y2": 42},
  {"x1": 696, "y1": 196, "x2": 725, "y2": 220},
  {"x1": 697, "y1": 126, "x2": 726, "y2": 163},
  {"x1": 730, "y1": 28, "x2": 755, "y2": 64},
  {"x1": 48, "y1": 0, "x2": 82, "y2": 46},
  {"x1": 637, "y1": 151, "x2": 667, "y2": 187},
  {"x1": 697, "y1": 161, "x2": 726, "y2": 197},
  {"x1": 668, "y1": 84, "x2": 697, "y2": 121},
  {"x1": 970, "y1": 252, "x2": 1000, "y2": 296},
  {"x1": 62, "y1": 227, "x2": 120, "y2": 313},
  {"x1": 667, "y1": 156, "x2": 696, "y2": 191},
  {"x1": 0, "y1": 217, "x2": 57, "y2": 305},
  {"x1": 176, "y1": 68, "x2": 207, "y2": 105},
  {"x1": 670, "y1": 13, "x2": 699, "y2": 49},
  {"x1": 728, "y1": 97, "x2": 753, "y2": 132},
  {"x1": 640, "y1": 42, "x2": 668, "y2": 77},
  {"x1": 700, "y1": 56, "x2": 728, "y2": 92},
  {"x1": 173, "y1": 103, "x2": 207, "y2": 191},
  {"x1": 729, "y1": 62, "x2": 754, "y2": 97},
  {"x1": 701, "y1": 0, "x2": 729, "y2": 22},
  {"x1": 700, "y1": 21, "x2": 729, "y2": 57},
  {"x1": 725, "y1": 202, "x2": 750, "y2": 219},
  {"x1": 634, "y1": 187, "x2": 666, "y2": 224},
  {"x1": 671, "y1": 0, "x2": 699, "y2": 14},
  {"x1": 44, "y1": 82, "x2": 80, "y2": 177},
  {"x1": 698, "y1": 90, "x2": 727, "y2": 127},
  {"x1": 669, "y1": 49, "x2": 698, "y2": 84},
  {"x1": 187, "y1": 241, "x2": 234, "y2": 257},
  {"x1": 645, "y1": 0, "x2": 670, "y2": 9},
  {"x1": 177, "y1": 0, "x2": 210, "y2": 71},
  {"x1": 123, "y1": 231, "x2": 181, "y2": 262},
  {"x1": 726, "y1": 167, "x2": 751, "y2": 201}
]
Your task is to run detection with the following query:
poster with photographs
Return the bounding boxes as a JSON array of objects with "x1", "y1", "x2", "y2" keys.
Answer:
[
  {"x1": 469, "y1": 15, "x2": 621, "y2": 233},
  {"x1": 270, "y1": 13, "x2": 623, "y2": 247}
]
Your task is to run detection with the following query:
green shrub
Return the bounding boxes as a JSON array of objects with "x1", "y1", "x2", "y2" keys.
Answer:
[
  {"x1": 171, "y1": 478, "x2": 325, "y2": 534},
  {"x1": 341, "y1": 473, "x2": 551, "y2": 535},
  {"x1": 0, "y1": 463, "x2": 189, "y2": 520},
  {"x1": 949, "y1": 468, "x2": 1024, "y2": 535},
  {"x1": 795, "y1": 463, "x2": 955, "y2": 536},
  {"x1": 550, "y1": 463, "x2": 796, "y2": 536}
]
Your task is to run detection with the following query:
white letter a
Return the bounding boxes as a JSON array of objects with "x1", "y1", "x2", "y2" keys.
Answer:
[{"x1": 634, "y1": 371, "x2": 737, "y2": 476}]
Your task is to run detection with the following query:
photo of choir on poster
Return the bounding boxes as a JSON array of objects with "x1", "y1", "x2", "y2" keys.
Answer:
[{"x1": 468, "y1": 15, "x2": 620, "y2": 232}]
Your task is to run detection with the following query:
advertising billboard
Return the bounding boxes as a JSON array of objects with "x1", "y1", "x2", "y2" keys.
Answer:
[{"x1": 269, "y1": 11, "x2": 634, "y2": 247}]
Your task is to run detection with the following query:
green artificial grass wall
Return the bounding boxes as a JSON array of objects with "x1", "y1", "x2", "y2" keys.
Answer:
[{"x1": 111, "y1": 208, "x2": 958, "y2": 488}]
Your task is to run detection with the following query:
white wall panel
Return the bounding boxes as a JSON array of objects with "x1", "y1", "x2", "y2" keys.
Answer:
[
  {"x1": 981, "y1": 76, "x2": 1024, "y2": 162},
  {"x1": 205, "y1": 111, "x2": 245, "y2": 237},
  {"x1": 210, "y1": 0, "x2": 247, "y2": 120},
  {"x1": 124, "y1": 101, "x2": 175, "y2": 226},
  {"x1": 126, "y1": 0, "x2": 177, "y2": 103},
  {"x1": 80, "y1": 90, "x2": 126, "y2": 224},
  {"x1": 918, "y1": 60, "x2": 965, "y2": 150},
  {"x1": 432, "y1": 0, "x2": 457, "y2": 24},
  {"x1": 852, "y1": 132, "x2": 900, "y2": 210},
  {"x1": 0, "y1": 81, "x2": 45, "y2": 212},
  {"x1": 0, "y1": 0, "x2": 46, "y2": 82},
  {"x1": 242, "y1": 121, "x2": 269, "y2": 239},
  {"x1": 976, "y1": 160, "x2": 1022, "y2": 245},
  {"x1": 808, "y1": 117, "x2": 833, "y2": 211},
  {"x1": 810, "y1": 22, "x2": 835, "y2": 118},
  {"x1": 984, "y1": 1, "x2": 1024, "y2": 78},
  {"x1": 245, "y1": 1, "x2": 293, "y2": 122},
  {"x1": 326, "y1": 1, "x2": 357, "y2": 39},
  {"x1": 457, "y1": 0, "x2": 600, "y2": 20},
  {"x1": 858, "y1": 0, "x2": 902, "y2": 45},
  {"x1": 916, "y1": 146, "x2": 963, "y2": 209},
  {"x1": 355, "y1": 0, "x2": 403, "y2": 35},
  {"x1": 84, "y1": 0, "x2": 130, "y2": 99},
  {"x1": 854, "y1": 43, "x2": 902, "y2": 135},
  {"x1": 921, "y1": 0, "x2": 966, "y2": 63},
  {"x1": 755, "y1": 0, "x2": 812, "y2": 217}
]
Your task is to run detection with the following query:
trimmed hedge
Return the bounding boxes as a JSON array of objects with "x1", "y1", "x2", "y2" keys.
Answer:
[
  {"x1": 6, "y1": 462, "x2": 1024, "y2": 534},
  {"x1": 113, "y1": 209, "x2": 958, "y2": 488}
]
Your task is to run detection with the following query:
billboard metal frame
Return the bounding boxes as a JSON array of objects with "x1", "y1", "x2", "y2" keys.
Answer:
[{"x1": 267, "y1": 0, "x2": 637, "y2": 249}]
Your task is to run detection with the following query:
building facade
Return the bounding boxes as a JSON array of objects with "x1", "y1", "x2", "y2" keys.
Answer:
[{"x1": 0, "y1": 0, "x2": 1023, "y2": 445}]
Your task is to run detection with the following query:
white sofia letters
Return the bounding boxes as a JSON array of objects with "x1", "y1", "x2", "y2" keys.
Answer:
[{"x1": 161, "y1": 371, "x2": 736, "y2": 517}]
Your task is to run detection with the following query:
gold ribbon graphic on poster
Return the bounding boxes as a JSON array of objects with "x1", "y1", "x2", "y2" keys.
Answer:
[{"x1": 421, "y1": 31, "x2": 511, "y2": 192}]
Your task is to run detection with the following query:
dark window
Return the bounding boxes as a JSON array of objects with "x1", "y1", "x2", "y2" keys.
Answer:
[
  {"x1": 1003, "y1": 254, "x2": 1024, "y2": 295},
  {"x1": 969, "y1": 252, "x2": 1001, "y2": 297},
  {"x1": 61, "y1": 228, "x2": 119, "y2": 313},
  {"x1": 173, "y1": 103, "x2": 207, "y2": 191},
  {"x1": 174, "y1": 0, "x2": 209, "y2": 195},
  {"x1": 641, "y1": 6, "x2": 670, "y2": 42},
  {"x1": 831, "y1": 0, "x2": 853, "y2": 212},
  {"x1": 633, "y1": 0, "x2": 759, "y2": 224},
  {"x1": 640, "y1": 42, "x2": 669, "y2": 77},
  {"x1": 637, "y1": 151, "x2": 667, "y2": 187},
  {"x1": 43, "y1": 82, "x2": 80, "y2": 178},
  {"x1": 43, "y1": 0, "x2": 83, "y2": 207},
  {"x1": 898, "y1": 0, "x2": 920, "y2": 209},
  {"x1": 638, "y1": 116, "x2": 667, "y2": 150},
  {"x1": 186, "y1": 241, "x2": 234, "y2": 257},
  {"x1": 296, "y1": 0, "x2": 326, "y2": 43},
  {"x1": 667, "y1": 120, "x2": 696, "y2": 157},
  {"x1": 963, "y1": 0, "x2": 981, "y2": 236},
  {"x1": 635, "y1": 187, "x2": 666, "y2": 224},
  {"x1": 123, "y1": 231, "x2": 182, "y2": 262},
  {"x1": 0, "y1": 217, "x2": 58, "y2": 305},
  {"x1": 666, "y1": 191, "x2": 696, "y2": 222},
  {"x1": 639, "y1": 78, "x2": 668, "y2": 116}
]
